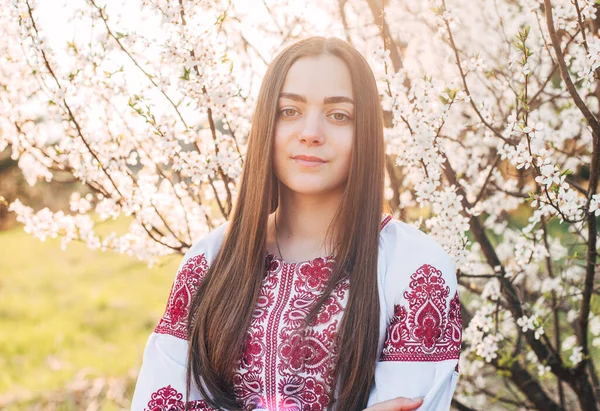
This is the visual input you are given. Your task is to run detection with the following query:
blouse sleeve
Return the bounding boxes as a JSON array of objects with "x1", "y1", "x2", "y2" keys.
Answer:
[
  {"x1": 131, "y1": 252, "x2": 216, "y2": 411},
  {"x1": 367, "y1": 242, "x2": 462, "y2": 410}
]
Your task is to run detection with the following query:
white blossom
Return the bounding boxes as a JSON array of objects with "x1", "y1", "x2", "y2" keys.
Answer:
[{"x1": 569, "y1": 346, "x2": 583, "y2": 366}]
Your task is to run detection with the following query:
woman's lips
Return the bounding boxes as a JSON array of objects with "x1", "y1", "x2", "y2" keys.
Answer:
[{"x1": 292, "y1": 155, "x2": 327, "y2": 167}]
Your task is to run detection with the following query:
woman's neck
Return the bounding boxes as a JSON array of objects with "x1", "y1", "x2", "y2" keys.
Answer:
[{"x1": 267, "y1": 185, "x2": 344, "y2": 263}]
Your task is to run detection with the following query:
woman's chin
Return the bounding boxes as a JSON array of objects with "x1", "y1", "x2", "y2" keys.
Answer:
[{"x1": 284, "y1": 181, "x2": 346, "y2": 196}]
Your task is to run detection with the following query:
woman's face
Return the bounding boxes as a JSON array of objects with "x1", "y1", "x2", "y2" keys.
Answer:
[{"x1": 273, "y1": 54, "x2": 354, "y2": 196}]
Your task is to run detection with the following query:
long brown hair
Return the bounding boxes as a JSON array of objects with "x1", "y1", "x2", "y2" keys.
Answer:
[{"x1": 185, "y1": 36, "x2": 385, "y2": 411}]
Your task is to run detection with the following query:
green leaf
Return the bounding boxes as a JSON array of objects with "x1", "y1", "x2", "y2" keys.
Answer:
[
  {"x1": 498, "y1": 349, "x2": 517, "y2": 368},
  {"x1": 217, "y1": 11, "x2": 227, "y2": 23},
  {"x1": 180, "y1": 66, "x2": 191, "y2": 81},
  {"x1": 66, "y1": 40, "x2": 78, "y2": 54},
  {"x1": 446, "y1": 87, "x2": 458, "y2": 100}
]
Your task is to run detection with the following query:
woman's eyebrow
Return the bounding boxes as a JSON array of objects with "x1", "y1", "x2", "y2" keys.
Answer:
[
  {"x1": 279, "y1": 92, "x2": 354, "y2": 105},
  {"x1": 324, "y1": 96, "x2": 354, "y2": 105}
]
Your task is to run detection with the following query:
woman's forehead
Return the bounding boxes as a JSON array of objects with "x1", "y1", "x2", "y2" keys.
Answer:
[{"x1": 280, "y1": 55, "x2": 353, "y2": 102}]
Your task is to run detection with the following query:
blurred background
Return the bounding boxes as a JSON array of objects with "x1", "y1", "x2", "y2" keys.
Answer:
[{"x1": 0, "y1": 148, "x2": 178, "y2": 408}]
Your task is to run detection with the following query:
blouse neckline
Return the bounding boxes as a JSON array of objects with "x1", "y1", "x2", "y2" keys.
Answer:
[
  {"x1": 265, "y1": 251, "x2": 335, "y2": 267},
  {"x1": 264, "y1": 213, "x2": 393, "y2": 267}
]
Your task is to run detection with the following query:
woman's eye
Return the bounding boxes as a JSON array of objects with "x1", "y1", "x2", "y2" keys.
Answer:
[
  {"x1": 280, "y1": 108, "x2": 299, "y2": 117},
  {"x1": 330, "y1": 112, "x2": 350, "y2": 122}
]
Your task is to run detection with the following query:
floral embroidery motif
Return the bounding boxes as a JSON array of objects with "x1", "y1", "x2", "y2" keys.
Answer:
[
  {"x1": 380, "y1": 263, "x2": 462, "y2": 362},
  {"x1": 277, "y1": 375, "x2": 331, "y2": 410},
  {"x1": 149, "y1": 215, "x2": 396, "y2": 409},
  {"x1": 234, "y1": 254, "x2": 348, "y2": 410},
  {"x1": 298, "y1": 258, "x2": 333, "y2": 291},
  {"x1": 145, "y1": 385, "x2": 213, "y2": 410},
  {"x1": 154, "y1": 254, "x2": 208, "y2": 340}
]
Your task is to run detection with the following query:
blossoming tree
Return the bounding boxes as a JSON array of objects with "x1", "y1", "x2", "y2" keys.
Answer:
[{"x1": 1, "y1": 0, "x2": 599, "y2": 409}]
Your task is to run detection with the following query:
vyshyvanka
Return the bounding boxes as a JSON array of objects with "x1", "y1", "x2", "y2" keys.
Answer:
[{"x1": 132, "y1": 215, "x2": 462, "y2": 410}]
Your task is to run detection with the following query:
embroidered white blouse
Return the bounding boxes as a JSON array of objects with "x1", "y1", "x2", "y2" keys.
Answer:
[{"x1": 131, "y1": 215, "x2": 462, "y2": 411}]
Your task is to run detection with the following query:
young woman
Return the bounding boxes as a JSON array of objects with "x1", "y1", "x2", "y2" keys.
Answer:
[{"x1": 132, "y1": 36, "x2": 461, "y2": 411}]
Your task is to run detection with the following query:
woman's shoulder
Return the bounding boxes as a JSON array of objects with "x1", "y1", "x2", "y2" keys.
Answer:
[
  {"x1": 379, "y1": 216, "x2": 450, "y2": 262},
  {"x1": 166, "y1": 220, "x2": 230, "y2": 289},
  {"x1": 378, "y1": 216, "x2": 456, "y2": 286},
  {"x1": 377, "y1": 216, "x2": 458, "y2": 304},
  {"x1": 179, "y1": 220, "x2": 230, "y2": 267}
]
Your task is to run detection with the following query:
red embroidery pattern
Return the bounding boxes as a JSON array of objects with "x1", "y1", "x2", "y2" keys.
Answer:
[
  {"x1": 380, "y1": 214, "x2": 392, "y2": 230},
  {"x1": 233, "y1": 254, "x2": 349, "y2": 410},
  {"x1": 149, "y1": 215, "x2": 394, "y2": 409},
  {"x1": 145, "y1": 385, "x2": 214, "y2": 410},
  {"x1": 380, "y1": 263, "x2": 462, "y2": 362},
  {"x1": 154, "y1": 254, "x2": 209, "y2": 340}
]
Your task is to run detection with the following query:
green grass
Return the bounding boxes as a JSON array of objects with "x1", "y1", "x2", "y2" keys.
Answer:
[{"x1": 0, "y1": 216, "x2": 181, "y2": 408}]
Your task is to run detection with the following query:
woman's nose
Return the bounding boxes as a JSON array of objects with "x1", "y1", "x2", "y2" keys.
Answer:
[{"x1": 298, "y1": 110, "x2": 324, "y2": 145}]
